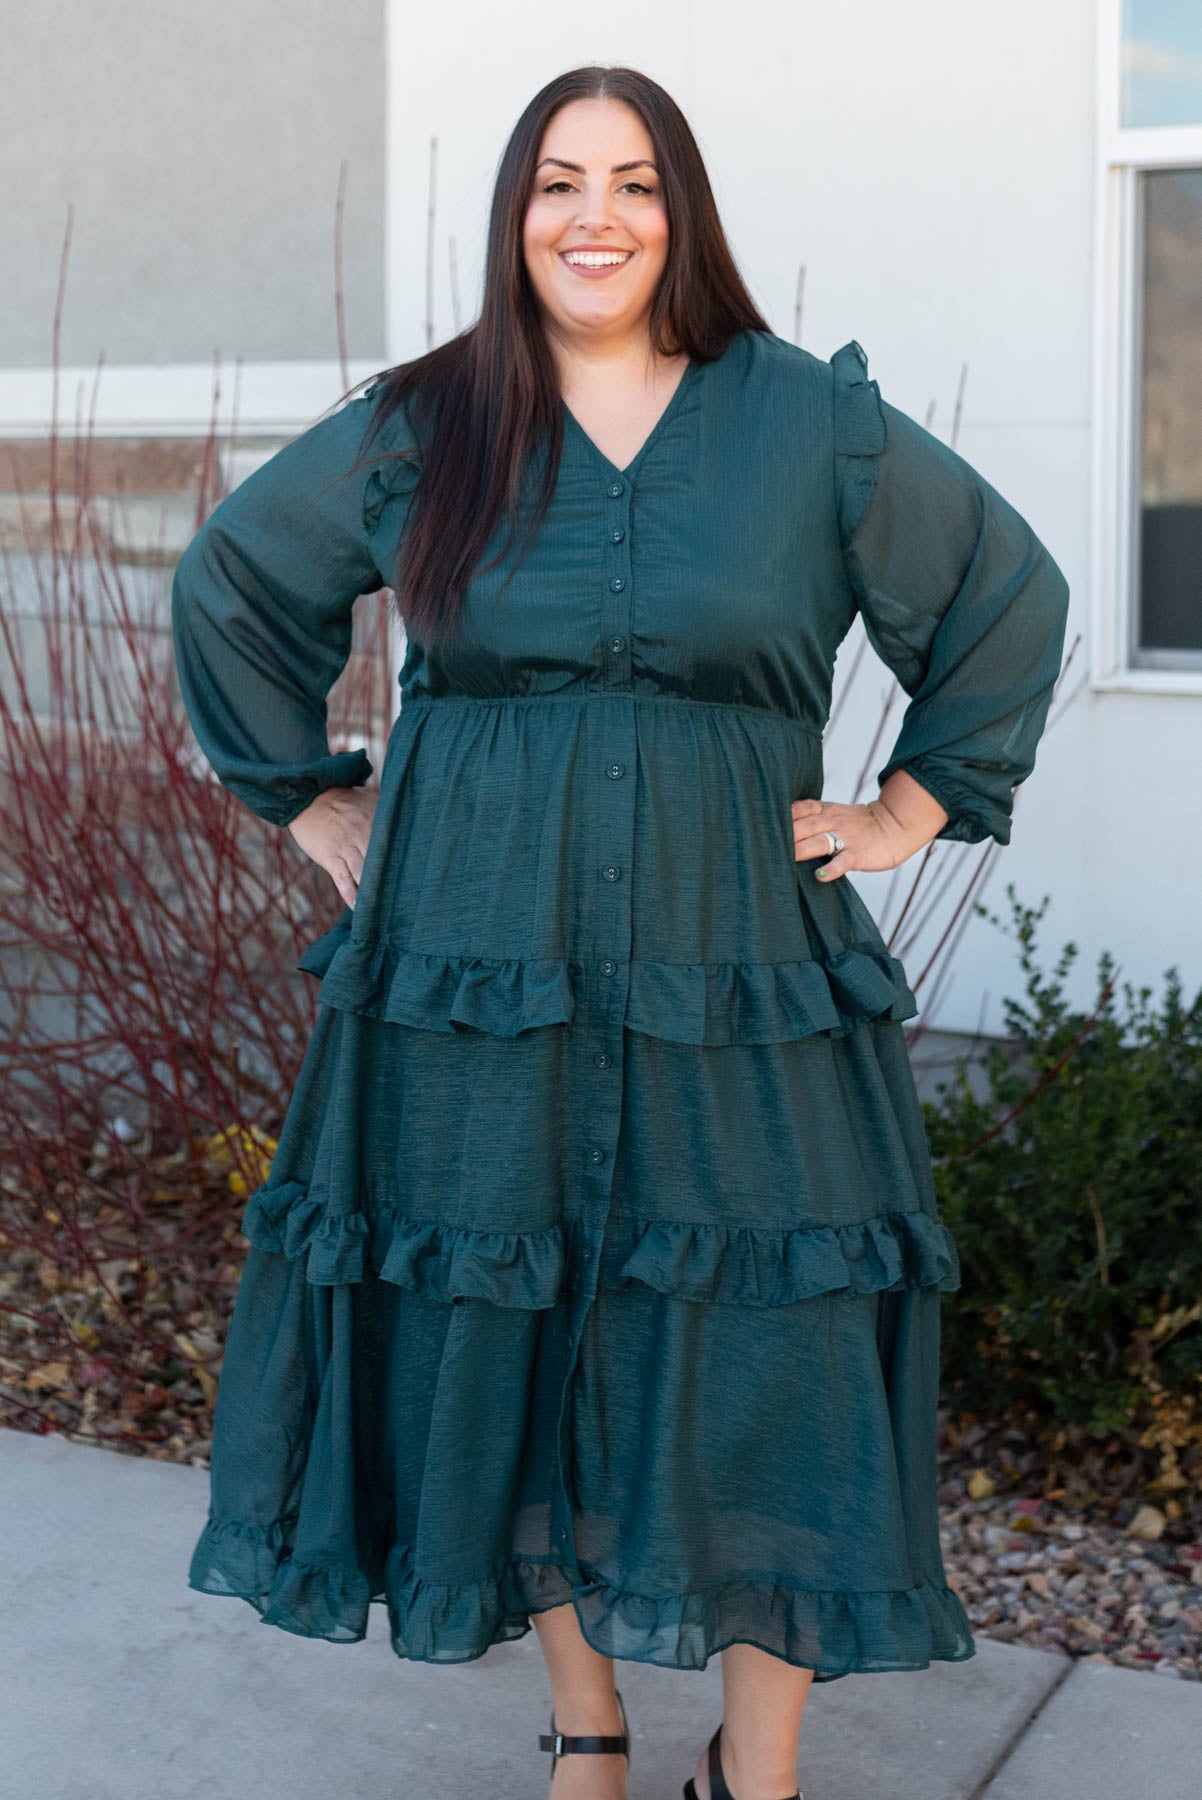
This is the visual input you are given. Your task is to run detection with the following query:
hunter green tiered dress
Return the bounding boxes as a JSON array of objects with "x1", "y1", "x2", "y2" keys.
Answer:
[{"x1": 172, "y1": 327, "x2": 1069, "y2": 1676}]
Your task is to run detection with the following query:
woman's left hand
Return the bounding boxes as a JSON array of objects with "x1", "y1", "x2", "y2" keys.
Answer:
[{"x1": 791, "y1": 770, "x2": 951, "y2": 882}]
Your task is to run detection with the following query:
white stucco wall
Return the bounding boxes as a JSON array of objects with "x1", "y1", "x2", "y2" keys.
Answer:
[{"x1": 4, "y1": 0, "x2": 387, "y2": 368}]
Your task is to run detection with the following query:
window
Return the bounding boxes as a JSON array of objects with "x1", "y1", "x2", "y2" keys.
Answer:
[
  {"x1": 1122, "y1": 1, "x2": 1202, "y2": 129},
  {"x1": 1094, "y1": 2, "x2": 1202, "y2": 689},
  {"x1": 1134, "y1": 168, "x2": 1202, "y2": 666}
]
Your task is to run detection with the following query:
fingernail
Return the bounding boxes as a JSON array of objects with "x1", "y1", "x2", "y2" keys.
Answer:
[{"x1": 815, "y1": 867, "x2": 828, "y2": 879}]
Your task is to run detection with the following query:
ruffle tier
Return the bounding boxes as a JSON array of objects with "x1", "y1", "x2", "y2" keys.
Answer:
[
  {"x1": 296, "y1": 908, "x2": 918, "y2": 1046},
  {"x1": 188, "y1": 1511, "x2": 975, "y2": 1675},
  {"x1": 239, "y1": 1178, "x2": 960, "y2": 1301},
  {"x1": 606, "y1": 1210, "x2": 960, "y2": 1304},
  {"x1": 240, "y1": 1178, "x2": 572, "y2": 1302}
]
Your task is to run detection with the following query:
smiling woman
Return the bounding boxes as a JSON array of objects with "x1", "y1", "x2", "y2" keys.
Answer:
[
  {"x1": 524, "y1": 103, "x2": 692, "y2": 478},
  {"x1": 172, "y1": 61, "x2": 1070, "y2": 1800}
]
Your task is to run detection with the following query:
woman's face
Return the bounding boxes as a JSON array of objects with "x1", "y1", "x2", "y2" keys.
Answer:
[{"x1": 523, "y1": 96, "x2": 670, "y2": 347}]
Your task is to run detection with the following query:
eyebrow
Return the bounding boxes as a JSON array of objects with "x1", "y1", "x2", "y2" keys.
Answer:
[{"x1": 535, "y1": 157, "x2": 658, "y2": 175}]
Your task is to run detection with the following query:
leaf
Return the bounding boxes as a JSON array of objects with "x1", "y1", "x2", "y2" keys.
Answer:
[
  {"x1": 1125, "y1": 1502, "x2": 1166, "y2": 1541},
  {"x1": 24, "y1": 1360, "x2": 72, "y2": 1391}
]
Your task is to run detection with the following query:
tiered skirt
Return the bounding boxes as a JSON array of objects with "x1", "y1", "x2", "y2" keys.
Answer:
[{"x1": 188, "y1": 689, "x2": 975, "y2": 1677}]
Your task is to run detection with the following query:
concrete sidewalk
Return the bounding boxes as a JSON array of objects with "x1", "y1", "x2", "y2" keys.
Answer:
[{"x1": 1, "y1": 1429, "x2": 1198, "y2": 1800}]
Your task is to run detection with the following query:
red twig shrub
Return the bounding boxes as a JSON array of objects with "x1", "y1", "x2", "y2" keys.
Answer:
[{"x1": 0, "y1": 391, "x2": 393, "y2": 1455}]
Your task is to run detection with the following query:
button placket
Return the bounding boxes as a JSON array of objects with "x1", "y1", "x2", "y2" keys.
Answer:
[
  {"x1": 591, "y1": 469, "x2": 634, "y2": 1263},
  {"x1": 603, "y1": 476, "x2": 631, "y2": 684},
  {"x1": 549, "y1": 467, "x2": 638, "y2": 1578}
]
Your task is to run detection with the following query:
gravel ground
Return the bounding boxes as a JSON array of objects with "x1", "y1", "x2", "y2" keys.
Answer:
[{"x1": 938, "y1": 1487, "x2": 1202, "y2": 1680}]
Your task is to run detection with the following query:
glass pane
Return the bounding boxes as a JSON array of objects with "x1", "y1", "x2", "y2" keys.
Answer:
[
  {"x1": 1122, "y1": 1, "x2": 1202, "y2": 128},
  {"x1": 1136, "y1": 168, "x2": 1202, "y2": 657}
]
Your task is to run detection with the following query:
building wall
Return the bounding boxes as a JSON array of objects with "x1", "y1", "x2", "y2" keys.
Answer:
[{"x1": 4, "y1": 0, "x2": 386, "y2": 369}]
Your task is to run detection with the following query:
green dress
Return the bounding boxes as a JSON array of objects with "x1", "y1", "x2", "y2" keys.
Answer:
[{"x1": 172, "y1": 328, "x2": 1069, "y2": 1676}]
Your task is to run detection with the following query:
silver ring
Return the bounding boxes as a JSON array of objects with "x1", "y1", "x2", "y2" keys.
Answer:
[{"x1": 823, "y1": 830, "x2": 844, "y2": 855}]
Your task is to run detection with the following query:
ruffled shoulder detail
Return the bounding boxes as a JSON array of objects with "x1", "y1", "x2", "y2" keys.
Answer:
[
  {"x1": 830, "y1": 338, "x2": 886, "y2": 542},
  {"x1": 363, "y1": 453, "x2": 423, "y2": 532},
  {"x1": 356, "y1": 382, "x2": 424, "y2": 533}
]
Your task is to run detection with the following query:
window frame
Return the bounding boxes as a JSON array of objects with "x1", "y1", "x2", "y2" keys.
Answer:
[{"x1": 1093, "y1": 0, "x2": 1202, "y2": 694}]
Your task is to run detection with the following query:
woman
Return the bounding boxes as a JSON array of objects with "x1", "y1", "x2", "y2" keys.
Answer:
[{"x1": 172, "y1": 64, "x2": 1070, "y2": 1800}]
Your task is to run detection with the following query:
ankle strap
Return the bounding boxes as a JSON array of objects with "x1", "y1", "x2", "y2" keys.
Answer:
[
  {"x1": 540, "y1": 1687, "x2": 630, "y2": 1765},
  {"x1": 538, "y1": 1728, "x2": 629, "y2": 1756},
  {"x1": 707, "y1": 1722, "x2": 800, "y2": 1800}
]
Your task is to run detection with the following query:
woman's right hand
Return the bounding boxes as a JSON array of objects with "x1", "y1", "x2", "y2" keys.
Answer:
[{"x1": 287, "y1": 786, "x2": 379, "y2": 909}]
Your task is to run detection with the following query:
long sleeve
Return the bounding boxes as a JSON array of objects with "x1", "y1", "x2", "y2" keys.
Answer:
[
  {"x1": 829, "y1": 339, "x2": 1070, "y2": 847},
  {"x1": 171, "y1": 391, "x2": 389, "y2": 828}
]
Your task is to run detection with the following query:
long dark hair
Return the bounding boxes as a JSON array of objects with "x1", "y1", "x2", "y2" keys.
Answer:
[{"x1": 350, "y1": 65, "x2": 770, "y2": 646}]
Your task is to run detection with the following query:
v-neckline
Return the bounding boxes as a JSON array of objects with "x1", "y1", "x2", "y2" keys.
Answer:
[{"x1": 561, "y1": 354, "x2": 700, "y2": 483}]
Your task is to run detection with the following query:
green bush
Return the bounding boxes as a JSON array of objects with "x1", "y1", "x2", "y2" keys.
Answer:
[{"x1": 927, "y1": 887, "x2": 1202, "y2": 1476}]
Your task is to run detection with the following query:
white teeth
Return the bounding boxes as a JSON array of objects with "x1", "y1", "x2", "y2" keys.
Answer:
[{"x1": 562, "y1": 251, "x2": 632, "y2": 267}]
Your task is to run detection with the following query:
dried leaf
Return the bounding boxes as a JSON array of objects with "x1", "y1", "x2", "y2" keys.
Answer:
[
  {"x1": 1125, "y1": 1503, "x2": 1167, "y2": 1541},
  {"x1": 24, "y1": 1360, "x2": 72, "y2": 1391}
]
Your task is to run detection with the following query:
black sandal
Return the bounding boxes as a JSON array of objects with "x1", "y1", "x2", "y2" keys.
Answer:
[
  {"x1": 683, "y1": 1721, "x2": 803, "y2": 1800},
  {"x1": 540, "y1": 1686, "x2": 631, "y2": 1782}
]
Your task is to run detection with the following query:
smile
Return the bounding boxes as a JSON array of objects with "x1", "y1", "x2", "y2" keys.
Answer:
[{"x1": 559, "y1": 249, "x2": 634, "y2": 270}]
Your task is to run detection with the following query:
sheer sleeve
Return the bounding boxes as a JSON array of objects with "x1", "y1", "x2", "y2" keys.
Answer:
[
  {"x1": 829, "y1": 339, "x2": 1070, "y2": 847},
  {"x1": 170, "y1": 389, "x2": 391, "y2": 828}
]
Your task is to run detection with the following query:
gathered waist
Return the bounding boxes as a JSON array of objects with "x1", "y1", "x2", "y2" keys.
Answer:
[
  {"x1": 294, "y1": 681, "x2": 910, "y2": 1047},
  {"x1": 397, "y1": 687, "x2": 824, "y2": 741},
  {"x1": 326, "y1": 689, "x2": 868, "y2": 999}
]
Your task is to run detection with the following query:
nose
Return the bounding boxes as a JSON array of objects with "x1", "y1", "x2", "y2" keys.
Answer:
[{"x1": 572, "y1": 179, "x2": 621, "y2": 236}]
